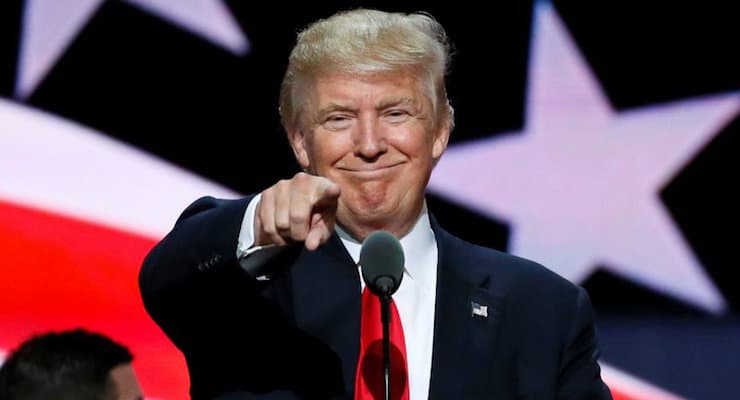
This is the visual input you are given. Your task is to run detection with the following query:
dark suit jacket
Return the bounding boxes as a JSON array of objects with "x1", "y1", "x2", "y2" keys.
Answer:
[{"x1": 139, "y1": 196, "x2": 612, "y2": 400}]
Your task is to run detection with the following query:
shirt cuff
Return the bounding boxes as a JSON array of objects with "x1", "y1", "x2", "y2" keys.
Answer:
[
  {"x1": 236, "y1": 193, "x2": 282, "y2": 277},
  {"x1": 236, "y1": 193, "x2": 263, "y2": 258}
]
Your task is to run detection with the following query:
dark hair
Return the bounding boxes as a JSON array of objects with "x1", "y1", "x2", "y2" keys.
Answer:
[{"x1": 0, "y1": 328, "x2": 134, "y2": 400}]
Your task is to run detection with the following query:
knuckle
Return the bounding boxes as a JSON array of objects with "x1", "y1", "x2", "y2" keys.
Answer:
[
  {"x1": 257, "y1": 202, "x2": 271, "y2": 222},
  {"x1": 261, "y1": 222, "x2": 276, "y2": 235},
  {"x1": 275, "y1": 215, "x2": 289, "y2": 230},
  {"x1": 294, "y1": 172, "x2": 315, "y2": 191},
  {"x1": 276, "y1": 179, "x2": 291, "y2": 191},
  {"x1": 289, "y1": 211, "x2": 306, "y2": 225},
  {"x1": 291, "y1": 173, "x2": 308, "y2": 187},
  {"x1": 260, "y1": 188, "x2": 273, "y2": 203}
]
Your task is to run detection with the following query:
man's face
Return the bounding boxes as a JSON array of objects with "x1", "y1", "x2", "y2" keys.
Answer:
[
  {"x1": 289, "y1": 71, "x2": 450, "y2": 238},
  {"x1": 109, "y1": 364, "x2": 143, "y2": 400}
]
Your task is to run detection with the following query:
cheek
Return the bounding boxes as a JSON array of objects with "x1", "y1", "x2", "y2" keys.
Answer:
[
  {"x1": 308, "y1": 132, "x2": 351, "y2": 166},
  {"x1": 395, "y1": 130, "x2": 436, "y2": 159}
]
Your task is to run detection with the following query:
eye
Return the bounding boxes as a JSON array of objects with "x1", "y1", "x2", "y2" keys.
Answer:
[
  {"x1": 384, "y1": 109, "x2": 410, "y2": 123},
  {"x1": 322, "y1": 114, "x2": 353, "y2": 130}
]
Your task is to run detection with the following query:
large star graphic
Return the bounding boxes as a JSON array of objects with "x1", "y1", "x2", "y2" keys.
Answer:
[
  {"x1": 429, "y1": 2, "x2": 739, "y2": 314},
  {"x1": 15, "y1": 0, "x2": 249, "y2": 99}
]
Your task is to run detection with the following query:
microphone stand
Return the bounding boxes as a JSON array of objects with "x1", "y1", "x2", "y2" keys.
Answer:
[{"x1": 380, "y1": 293, "x2": 392, "y2": 400}]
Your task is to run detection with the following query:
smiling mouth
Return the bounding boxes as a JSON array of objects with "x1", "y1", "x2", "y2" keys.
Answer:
[{"x1": 338, "y1": 163, "x2": 403, "y2": 175}]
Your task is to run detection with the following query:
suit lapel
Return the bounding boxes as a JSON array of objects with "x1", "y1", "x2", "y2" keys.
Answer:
[
  {"x1": 427, "y1": 222, "x2": 504, "y2": 399},
  {"x1": 287, "y1": 220, "x2": 506, "y2": 399},
  {"x1": 291, "y1": 233, "x2": 362, "y2": 397}
]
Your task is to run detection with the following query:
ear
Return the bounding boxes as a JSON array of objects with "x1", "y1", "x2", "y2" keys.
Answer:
[
  {"x1": 288, "y1": 128, "x2": 311, "y2": 170},
  {"x1": 431, "y1": 118, "x2": 451, "y2": 161}
]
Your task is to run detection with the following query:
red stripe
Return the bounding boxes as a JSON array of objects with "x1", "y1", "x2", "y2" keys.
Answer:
[
  {"x1": 610, "y1": 389, "x2": 639, "y2": 400},
  {"x1": 0, "y1": 199, "x2": 188, "y2": 399}
]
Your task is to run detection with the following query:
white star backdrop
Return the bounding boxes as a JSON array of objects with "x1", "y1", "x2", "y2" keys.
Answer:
[
  {"x1": 429, "y1": 2, "x2": 739, "y2": 314},
  {"x1": 16, "y1": 0, "x2": 248, "y2": 98}
]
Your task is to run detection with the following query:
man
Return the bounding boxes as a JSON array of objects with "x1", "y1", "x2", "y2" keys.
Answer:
[
  {"x1": 0, "y1": 328, "x2": 143, "y2": 400},
  {"x1": 139, "y1": 8, "x2": 612, "y2": 400}
]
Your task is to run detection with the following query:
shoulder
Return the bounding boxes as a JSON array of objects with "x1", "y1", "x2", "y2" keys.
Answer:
[
  {"x1": 435, "y1": 223, "x2": 584, "y2": 306},
  {"x1": 164, "y1": 195, "x2": 257, "y2": 233},
  {"x1": 177, "y1": 195, "x2": 255, "y2": 222},
  {"x1": 437, "y1": 227, "x2": 596, "y2": 347}
]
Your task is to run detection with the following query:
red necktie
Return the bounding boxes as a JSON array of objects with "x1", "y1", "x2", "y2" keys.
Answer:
[{"x1": 354, "y1": 287, "x2": 410, "y2": 400}]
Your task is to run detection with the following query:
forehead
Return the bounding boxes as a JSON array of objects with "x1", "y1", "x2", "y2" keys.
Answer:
[
  {"x1": 309, "y1": 71, "x2": 424, "y2": 105},
  {"x1": 109, "y1": 364, "x2": 143, "y2": 400}
]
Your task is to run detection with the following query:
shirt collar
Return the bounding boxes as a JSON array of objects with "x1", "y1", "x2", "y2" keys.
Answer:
[{"x1": 335, "y1": 202, "x2": 435, "y2": 281}]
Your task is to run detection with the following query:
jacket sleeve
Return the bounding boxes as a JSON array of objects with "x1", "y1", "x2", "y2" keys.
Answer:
[
  {"x1": 557, "y1": 287, "x2": 613, "y2": 400},
  {"x1": 137, "y1": 195, "x2": 345, "y2": 399},
  {"x1": 139, "y1": 196, "x2": 253, "y2": 304},
  {"x1": 138, "y1": 196, "x2": 278, "y2": 396},
  {"x1": 138, "y1": 196, "x2": 270, "y2": 353}
]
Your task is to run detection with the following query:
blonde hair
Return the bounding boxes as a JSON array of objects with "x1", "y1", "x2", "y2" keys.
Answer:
[{"x1": 279, "y1": 8, "x2": 454, "y2": 133}]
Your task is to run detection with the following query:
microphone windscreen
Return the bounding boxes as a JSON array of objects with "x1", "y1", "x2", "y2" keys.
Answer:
[{"x1": 359, "y1": 230, "x2": 405, "y2": 296}]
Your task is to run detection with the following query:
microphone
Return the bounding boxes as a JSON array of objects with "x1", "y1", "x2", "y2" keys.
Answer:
[
  {"x1": 360, "y1": 230, "x2": 405, "y2": 296},
  {"x1": 359, "y1": 230, "x2": 405, "y2": 400}
]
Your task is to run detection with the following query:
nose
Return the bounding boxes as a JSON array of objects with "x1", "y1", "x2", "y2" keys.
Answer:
[{"x1": 353, "y1": 114, "x2": 387, "y2": 160}]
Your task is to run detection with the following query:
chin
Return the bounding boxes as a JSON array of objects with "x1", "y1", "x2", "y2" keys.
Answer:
[
  {"x1": 354, "y1": 182, "x2": 396, "y2": 209},
  {"x1": 341, "y1": 192, "x2": 393, "y2": 222}
]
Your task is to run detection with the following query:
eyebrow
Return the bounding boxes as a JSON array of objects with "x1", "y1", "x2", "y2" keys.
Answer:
[
  {"x1": 378, "y1": 97, "x2": 417, "y2": 110},
  {"x1": 314, "y1": 103, "x2": 356, "y2": 121}
]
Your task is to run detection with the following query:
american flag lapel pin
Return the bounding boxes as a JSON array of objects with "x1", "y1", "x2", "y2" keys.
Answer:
[{"x1": 471, "y1": 301, "x2": 488, "y2": 318}]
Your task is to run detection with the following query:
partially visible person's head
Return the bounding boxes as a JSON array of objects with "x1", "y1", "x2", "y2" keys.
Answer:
[
  {"x1": 280, "y1": 8, "x2": 454, "y2": 135},
  {"x1": 0, "y1": 329, "x2": 143, "y2": 400}
]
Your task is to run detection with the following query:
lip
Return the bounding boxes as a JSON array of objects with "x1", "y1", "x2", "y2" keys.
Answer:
[{"x1": 338, "y1": 162, "x2": 403, "y2": 176}]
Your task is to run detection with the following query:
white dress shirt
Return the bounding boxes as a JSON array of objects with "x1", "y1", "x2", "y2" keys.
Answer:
[{"x1": 236, "y1": 194, "x2": 438, "y2": 400}]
